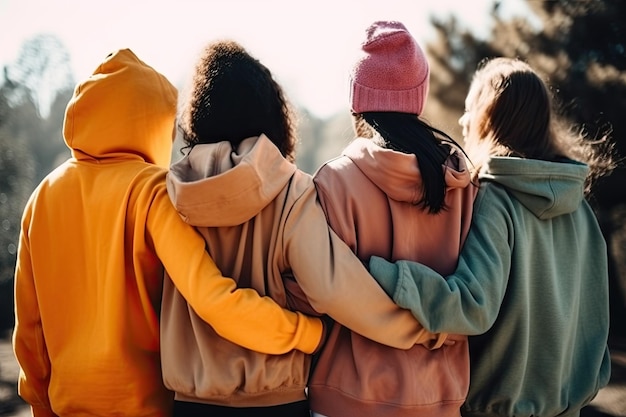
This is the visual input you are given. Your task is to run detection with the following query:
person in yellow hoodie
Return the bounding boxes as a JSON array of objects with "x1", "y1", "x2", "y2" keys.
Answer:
[{"x1": 12, "y1": 48, "x2": 325, "y2": 417}]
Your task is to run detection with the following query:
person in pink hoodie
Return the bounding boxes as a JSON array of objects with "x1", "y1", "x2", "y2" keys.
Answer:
[{"x1": 309, "y1": 20, "x2": 479, "y2": 417}]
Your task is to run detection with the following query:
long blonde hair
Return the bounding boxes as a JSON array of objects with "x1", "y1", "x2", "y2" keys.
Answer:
[{"x1": 464, "y1": 57, "x2": 615, "y2": 192}]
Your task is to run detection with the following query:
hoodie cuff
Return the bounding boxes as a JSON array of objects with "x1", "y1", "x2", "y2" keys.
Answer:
[
  {"x1": 30, "y1": 405, "x2": 59, "y2": 417},
  {"x1": 297, "y1": 313, "x2": 325, "y2": 355},
  {"x1": 368, "y1": 255, "x2": 399, "y2": 299},
  {"x1": 311, "y1": 315, "x2": 334, "y2": 354}
]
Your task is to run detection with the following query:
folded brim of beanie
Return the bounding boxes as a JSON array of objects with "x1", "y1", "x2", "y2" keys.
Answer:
[{"x1": 350, "y1": 79, "x2": 429, "y2": 115}]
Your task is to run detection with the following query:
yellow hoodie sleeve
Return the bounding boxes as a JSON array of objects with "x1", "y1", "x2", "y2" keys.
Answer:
[{"x1": 147, "y1": 187, "x2": 323, "y2": 355}]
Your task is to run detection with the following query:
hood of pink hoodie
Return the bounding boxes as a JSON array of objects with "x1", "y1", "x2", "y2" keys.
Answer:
[{"x1": 342, "y1": 138, "x2": 471, "y2": 203}]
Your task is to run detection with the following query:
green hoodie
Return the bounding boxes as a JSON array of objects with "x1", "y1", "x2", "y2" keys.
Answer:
[{"x1": 370, "y1": 156, "x2": 611, "y2": 417}]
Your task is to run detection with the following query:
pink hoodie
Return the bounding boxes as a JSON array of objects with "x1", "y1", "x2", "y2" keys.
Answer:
[{"x1": 311, "y1": 138, "x2": 478, "y2": 417}]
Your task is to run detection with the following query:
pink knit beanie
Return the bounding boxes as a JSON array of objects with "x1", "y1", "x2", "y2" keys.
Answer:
[{"x1": 350, "y1": 20, "x2": 430, "y2": 115}]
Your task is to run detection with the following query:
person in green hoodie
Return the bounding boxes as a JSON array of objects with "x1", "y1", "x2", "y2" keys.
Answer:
[{"x1": 368, "y1": 57, "x2": 615, "y2": 417}]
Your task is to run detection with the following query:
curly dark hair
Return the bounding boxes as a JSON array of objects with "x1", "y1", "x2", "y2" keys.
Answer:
[{"x1": 178, "y1": 40, "x2": 297, "y2": 162}]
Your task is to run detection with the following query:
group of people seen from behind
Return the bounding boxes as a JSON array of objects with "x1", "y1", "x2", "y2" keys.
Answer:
[{"x1": 12, "y1": 18, "x2": 615, "y2": 417}]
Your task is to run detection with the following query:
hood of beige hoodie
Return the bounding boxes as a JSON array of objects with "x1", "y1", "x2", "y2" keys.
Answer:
[{"x1": 167, "y1": 135, "x2": 297, "y2": 227}]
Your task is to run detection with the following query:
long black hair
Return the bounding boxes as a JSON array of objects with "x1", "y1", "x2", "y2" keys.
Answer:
[{"x1": 356, "y1": 111, "x2": 466, "y2": 213}]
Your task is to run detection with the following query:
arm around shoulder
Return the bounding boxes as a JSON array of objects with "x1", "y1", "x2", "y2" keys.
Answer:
[
  {"x1": 369, "y1": 187, "x2": 512, "y2": 335},
  {"x1": 283, "y1": 181, "x2": 441, "y2": 349},
  {"x1": 148, "y1": 187, "x2": 323, "y2": 354}
]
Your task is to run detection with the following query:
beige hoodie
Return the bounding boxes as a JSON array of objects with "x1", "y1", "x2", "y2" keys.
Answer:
[{"x1": 161, "y1": 135, "x2": 438, "y2": 406}]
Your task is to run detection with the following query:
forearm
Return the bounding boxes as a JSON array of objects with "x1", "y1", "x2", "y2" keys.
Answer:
[
  {"x1": 167, "y1": 253, "x2": 323, "y2": 354},
  {"x1": 285, "y1": 188, "x2": 440, "y2": 349},
  {"x1": 369, "y1": 256, "x2": 494, "y2": 334},
  {"x1": 150, "y1": 193, "x2": 323, "y2": 354},
  {"x1": 370, "y1": 202, "x2": 511, "y2": 335}
]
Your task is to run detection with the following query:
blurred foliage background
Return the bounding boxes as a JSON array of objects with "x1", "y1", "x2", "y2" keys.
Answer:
[{"x1": 0, "y1": 0, "x2": 625, "y2": 341}]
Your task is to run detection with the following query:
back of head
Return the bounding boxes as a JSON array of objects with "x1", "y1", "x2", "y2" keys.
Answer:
[
  {"x1": 466, "y1": 57, "x2": 616, "y2": 189},
  {"x1": 350, "y1": 21, "x2": 463, "y2": 214},
  {"x1": 350, "y1": 20, "x2": 430, "y2": 115},
  {"x1": 465, "y1": 57, "x2": 555, "y2": 161},
  {"x1": 63, "y1": 48, "x2": 178, "y2": 168},
  {"x1": 178, "y1": 40, "x2": 296, "y2": 161}
]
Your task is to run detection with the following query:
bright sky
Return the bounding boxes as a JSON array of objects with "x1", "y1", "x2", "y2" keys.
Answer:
[{"x1": 0, "y1": 0, "x2": 530, "y2": 118}]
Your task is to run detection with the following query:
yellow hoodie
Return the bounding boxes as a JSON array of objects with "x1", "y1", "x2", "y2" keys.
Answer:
[{"x1": 12, "y1": 49, "x2": 322, "y2": 417}]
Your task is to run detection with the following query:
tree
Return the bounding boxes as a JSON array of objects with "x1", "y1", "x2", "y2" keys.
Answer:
[
  {"x1": 295, "y1": 107, "x2": 352, "y2": 175},
  {"x1": 426, "y1": 0, "x2": 626, "y2": 338},
  {"x1": 0, "y1": 80, "x2": 35, "y2": 332},
  {"x1": 0, "y1": 34, "x2": 74, "y2": 332},
  {"x1": 3, "y1": 34, "x2": 74, "y2": 182},
  {"x1": 4, "y1": 33, "x2": 74, "y2": 119}
]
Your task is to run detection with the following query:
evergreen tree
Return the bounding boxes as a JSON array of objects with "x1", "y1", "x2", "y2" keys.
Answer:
[
  {"x1": 0, "y1": 34, "x2": 74, "y2": 332},
  {"x1": 4, "y1": 33, "x2": 74, "y2": 182},
  {"x1": 0, "y1": 76, "x2": 36, "y2": 332},
  {"x1": 5, "y1": 33, "x2": 74, "y2": 119}
]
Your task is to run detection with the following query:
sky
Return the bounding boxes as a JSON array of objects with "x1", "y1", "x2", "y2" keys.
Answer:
[{"x1": 0, "y1": 0, "x2": 531, "y2": 119}]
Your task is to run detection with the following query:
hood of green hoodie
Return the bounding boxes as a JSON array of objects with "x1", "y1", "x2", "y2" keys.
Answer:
[
  {"x1": 479, "y1": 157, "x2": 589, "y2": 220},
  {"x1": 63, "y1": 49, "x2": 178, "y2": 168}
]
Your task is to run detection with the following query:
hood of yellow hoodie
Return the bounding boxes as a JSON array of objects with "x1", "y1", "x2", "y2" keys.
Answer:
[
  {"x1": 167, "y1": 135, "x2": 297, "y2": 227},
  {"x1": 63, "y1": 48, "x2": 178, "y2": 168}
]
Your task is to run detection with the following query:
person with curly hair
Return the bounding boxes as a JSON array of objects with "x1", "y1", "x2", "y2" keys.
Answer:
[{"x1": 159, "y1": 39, "x2": 440, "y2": 417}]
